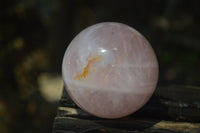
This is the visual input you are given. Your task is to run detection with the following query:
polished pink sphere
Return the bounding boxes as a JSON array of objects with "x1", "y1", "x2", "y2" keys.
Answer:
[{"x1": 62, "y1": 22, "x2": 159, "y2": 119}]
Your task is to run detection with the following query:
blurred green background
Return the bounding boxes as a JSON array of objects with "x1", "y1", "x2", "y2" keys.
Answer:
[{"x1": 0, "y1": 0, "x2": 200, "y2": 132}]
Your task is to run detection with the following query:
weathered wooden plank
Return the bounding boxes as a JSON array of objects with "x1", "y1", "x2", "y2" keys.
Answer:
[
  {"x1": 53, "y1": 85, "x2": 200, "y2": 132},
  {"x1": 53, "y1": 107, "x2": 200, "y2": 133}
]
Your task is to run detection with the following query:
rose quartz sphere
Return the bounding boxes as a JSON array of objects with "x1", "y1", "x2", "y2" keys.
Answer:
[{"x1": 62, "y1": 22, "x2": 159, "y2": 119}]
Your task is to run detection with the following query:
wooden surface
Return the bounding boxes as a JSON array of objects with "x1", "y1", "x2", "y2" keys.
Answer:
[{"x1": 53, "y1": 85, "x2": 200, "y2": 133}]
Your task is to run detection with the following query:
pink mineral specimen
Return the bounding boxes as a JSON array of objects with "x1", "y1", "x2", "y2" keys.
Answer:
[{"x1": 62, "y1": 22, "x2": 159, "y2": 119}]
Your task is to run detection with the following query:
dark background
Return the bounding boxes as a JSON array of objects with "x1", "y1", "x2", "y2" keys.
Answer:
[{"x1": 0, "y1": 0, "x2": 200, "y2": 132}]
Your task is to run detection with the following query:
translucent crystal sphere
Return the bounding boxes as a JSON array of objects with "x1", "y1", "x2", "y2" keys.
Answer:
[{"x1": 62, "y1": 22, "x2": 159, "y2": 119}]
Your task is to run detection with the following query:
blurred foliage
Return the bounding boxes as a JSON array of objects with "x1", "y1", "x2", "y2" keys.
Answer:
[{"x1": 0, "y1": 0, "x2": 200, "y2": 133}]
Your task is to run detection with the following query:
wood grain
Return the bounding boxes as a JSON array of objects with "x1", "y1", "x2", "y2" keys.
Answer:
[{"x1": 53, "y1": 85, "x2": 200, "y2": 133}]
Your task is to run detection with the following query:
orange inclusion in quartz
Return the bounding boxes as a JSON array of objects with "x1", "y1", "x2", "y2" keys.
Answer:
[{"x1": 74, "y1": 55, "x2": 102, "y2": 81}]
